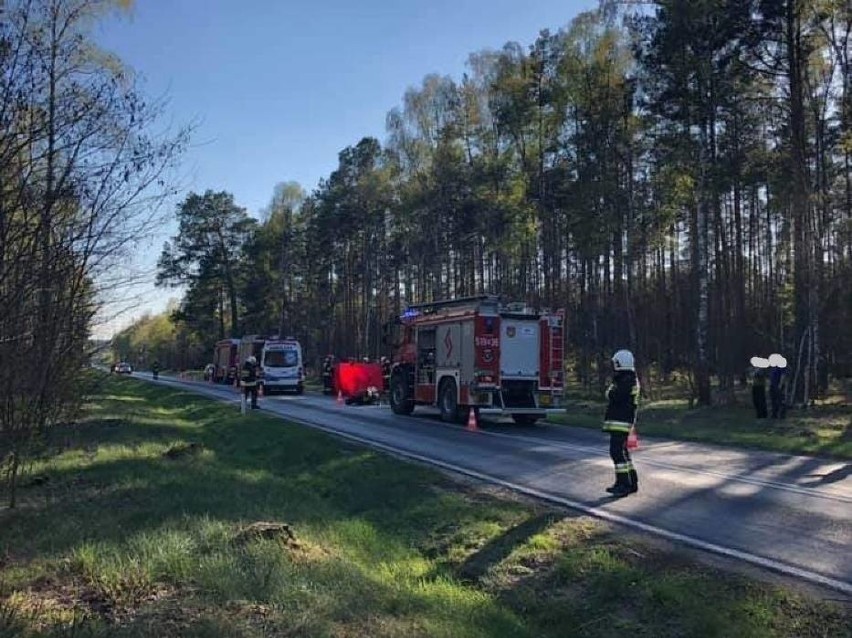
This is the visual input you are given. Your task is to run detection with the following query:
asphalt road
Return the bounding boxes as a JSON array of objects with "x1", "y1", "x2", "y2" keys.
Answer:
[{"x1": 131, "y1": 372, "x2": 852, "y2": 596}]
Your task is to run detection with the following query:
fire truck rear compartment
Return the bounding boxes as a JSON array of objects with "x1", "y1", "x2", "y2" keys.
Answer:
[{"x1": 497, "y1": 380, "x2": 537, "y2": 409}]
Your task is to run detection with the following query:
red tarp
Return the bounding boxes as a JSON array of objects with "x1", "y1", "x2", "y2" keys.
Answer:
[{"x1": 334, "y1": 362, "x2": 385, "y2": 398}]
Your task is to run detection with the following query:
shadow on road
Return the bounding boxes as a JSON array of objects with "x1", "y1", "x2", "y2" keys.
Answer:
[{"x1": 803, "y1": 464, "x2": 852, "y2": 487}]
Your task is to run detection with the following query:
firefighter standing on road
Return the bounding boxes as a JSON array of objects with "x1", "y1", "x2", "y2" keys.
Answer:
[
  {"x1": 322, "y1": 355, "x2": 335, "y2": 395},
  {"x1": 152, "y1": 360, "x2": 160, "y2": 381},
  {"x1": 602, "y1": 349, "x2": 640, "y2": 498},
  {"x1": 380, "y1": 356, "x2": 391, "y2": 393},
  {"x1": 241, "y1": 356, "x2": 260, "y2": 410}
]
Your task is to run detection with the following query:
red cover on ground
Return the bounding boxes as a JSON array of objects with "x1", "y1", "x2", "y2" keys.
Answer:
[{"x1": 334, "y1": 362, "x2": 385, "y2": 398}]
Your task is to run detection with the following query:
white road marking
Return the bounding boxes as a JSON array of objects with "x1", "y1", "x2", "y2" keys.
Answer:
[
  {"x1": 293, "y1": 396, "x2": 852, "y2": 504},
  {"x1": 469, "y1": 428, "x2": 852, "y2": 504},
  {"x1": 263, "y1": 405, "x2": 852, "y2": 595},
  {"x1": 169, "y1": 381, "x2": 852, "y2": 501},
  {"x1": 142, "y1": 376, "x2": 852, "y2": 595}
]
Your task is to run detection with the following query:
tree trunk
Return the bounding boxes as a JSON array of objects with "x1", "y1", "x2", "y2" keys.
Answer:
[
  {"x1": 695, "y1": 122, "x2": 712, "y2": 407},
  {"x1": 786, "y1": 0, "x2": 813, "y2": 403},
  {"x1": 7, "y1": 451, "x2": 19, "y2": 509}
]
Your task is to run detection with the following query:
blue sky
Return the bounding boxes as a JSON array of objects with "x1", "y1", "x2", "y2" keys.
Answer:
[{"x1": 94, "y1": 0, "x2": 596, "y2": 336}]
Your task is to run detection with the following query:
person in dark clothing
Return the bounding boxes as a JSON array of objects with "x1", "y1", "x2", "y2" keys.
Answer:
[
  {"x1": 602, "y1": 349, "x2": 640, "y2": 498},
  {"x1": 750, "y1": 357, "x2": 768, "y2": 419},
  {"x1": 322, "y1": 355, "x2": 335, "y2": 395},
  {"x1": 345, "y1": 386, "x2": 380, "y2": 406},
  {"x1": 152, "y1": 360, "x2": 160, "y2": 380},
  {"x1": 241, "y1": 356, "x2": 260, "y2": 410},
  {"x1": 380, "y1": 356, "x2": 391, "y2": 400},
  {"x1": 768, "y1": 355, "x2": 788, "y2": 419}
]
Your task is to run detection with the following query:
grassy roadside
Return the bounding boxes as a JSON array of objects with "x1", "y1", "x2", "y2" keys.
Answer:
[
  {"x1": 0, "y1": 377, "x2": 848, "y2": 637},
  {"x1": 549, "y1": 398, "x2": 851, "y2": 460}
]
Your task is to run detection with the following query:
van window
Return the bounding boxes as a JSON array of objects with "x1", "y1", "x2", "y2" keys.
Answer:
[{"x1": 265, "y1": 349, "x2": 299, "y2": 367}]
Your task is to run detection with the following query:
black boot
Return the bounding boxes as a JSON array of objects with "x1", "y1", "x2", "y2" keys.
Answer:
[
  {"x1": 605, "y1": 472, "x2": 619, "y2": 493},
  {"x1": 609, "y1": 474, "x2": 631, "y2": 498},
  {"x1": 628, "y1": 470, "x2": 638, "y2": 494}
]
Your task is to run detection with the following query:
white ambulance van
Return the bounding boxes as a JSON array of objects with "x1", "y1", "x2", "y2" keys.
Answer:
[{"x1": 260, "y1": 338, "x2": 304, "y2": 395}]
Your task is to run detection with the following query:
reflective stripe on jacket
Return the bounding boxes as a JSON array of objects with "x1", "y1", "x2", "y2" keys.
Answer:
[
  {"x1": 241, "y1": 362, "x2": 259, "y2": 386},
  {"x1": 602, "y1": 370, "x2": 639, "y2": 433}
]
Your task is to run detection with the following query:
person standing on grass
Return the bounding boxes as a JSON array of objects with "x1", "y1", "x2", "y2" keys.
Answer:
[
  {"x1": 241, "y1": 356, "x2": 260, "y2": 410},
  {"x1": 602, "y1": 349, "x2": 640, "y2": 498},
  {"x1": 768, "y1": 354, "x2": 788, "y2": 419},
  {"x1": 750, "y1": 356, "x2": 769, "y2": 419}
]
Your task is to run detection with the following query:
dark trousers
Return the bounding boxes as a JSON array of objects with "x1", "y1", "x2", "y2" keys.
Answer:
[
  {"x1": 769, "y1": 386, "x2": 784, "y2": 419},
  {"x1": 609, "y1": 432, "x2": 636, "y2": 489},
  {"x1": 243, "y1": 384, "x2": 258, "y2": 408},
  {"x1": 752, "y1": 386, "x2": 768, "y2": 418}
]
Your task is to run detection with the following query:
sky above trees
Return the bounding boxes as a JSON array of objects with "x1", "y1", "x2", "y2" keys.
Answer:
[{"x1": 93, "y1": 0, "x2": 595, "y2": 333}]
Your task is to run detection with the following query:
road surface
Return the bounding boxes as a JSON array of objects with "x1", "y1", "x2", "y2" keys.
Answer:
[{"x1": 132, "y1": 373, "x2": 852, "y2": 596}]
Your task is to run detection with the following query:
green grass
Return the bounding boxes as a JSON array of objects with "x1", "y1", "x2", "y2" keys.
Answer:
[
  {"x1": 550, "y1": 397, "x2": 851, "y2": 459},
  {"x1": 0, "y1": 376, "x2": 848, "y2": 637}
]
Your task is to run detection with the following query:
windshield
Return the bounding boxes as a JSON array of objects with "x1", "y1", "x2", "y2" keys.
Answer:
[{"x1": 264, "y1": 349, "x2": 298, "y2": 368}]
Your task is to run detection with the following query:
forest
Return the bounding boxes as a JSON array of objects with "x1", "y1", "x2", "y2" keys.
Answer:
[
  {"x1": 114, "y1": 0, "x2": 851, "y2": 407},
  {"x1": 0, "y1": 0, "x2": 187, "y2": 505}
]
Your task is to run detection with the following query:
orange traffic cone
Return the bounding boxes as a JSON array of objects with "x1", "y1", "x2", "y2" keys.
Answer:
[
  {"x1": 466, "y1": 407, "x2": 479, "y2": 431},
  {"x1": 627, "y1": 426, "x2": 639, "y2": 451},
  {"x1": 337, "y1": 389, "x2": 343, "y2": 404}
]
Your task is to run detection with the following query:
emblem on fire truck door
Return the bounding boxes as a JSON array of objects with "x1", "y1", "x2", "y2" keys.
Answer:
[{"x1": 506, "y1": 326, "x2": 516, "y2": 338}]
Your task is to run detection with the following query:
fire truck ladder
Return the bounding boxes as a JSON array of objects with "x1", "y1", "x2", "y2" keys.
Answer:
[
  {"x1": 550, "y1": 311, "x2": 565, "y2": 393},
  {"x1": 405, "y1": 295, "x2": 499, "y2": 315}
]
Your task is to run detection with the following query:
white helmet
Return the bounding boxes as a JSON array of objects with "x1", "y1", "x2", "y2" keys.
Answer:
[
  {"x1": 768, "y1": 353, "x2": 787, "y2": 368},
  {"x1": 247, "y1": 356, "x2": 257, "y2": 365},
  {"x1": 612, "y1": 349, "x2": 635, "y2": 371}
]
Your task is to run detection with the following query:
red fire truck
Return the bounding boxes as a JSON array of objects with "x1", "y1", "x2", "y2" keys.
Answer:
[
  {"x1": 212, "y1": 335, "x2": 270, "y2": 386},
  {"x1": 387, "y1": 296, "x2": 565, "y2": 425},
  {"x1": 213, "y1": 339, "x2": 239, "y2": 383}
]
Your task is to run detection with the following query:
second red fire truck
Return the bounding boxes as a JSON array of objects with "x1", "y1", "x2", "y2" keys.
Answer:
[{"x1": 387, "y1": 296, "x2": 565, "y2": 425}]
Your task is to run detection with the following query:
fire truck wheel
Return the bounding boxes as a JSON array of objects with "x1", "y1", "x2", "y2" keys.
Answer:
[
  {"x1": 439, "y1": 379, "x2": 461, "y2": 423},
  {"x1": 512, "y1": 414, "x2": 540, "y2": 426},
  {"x1": 389, "y1": 372, "x2": 415, "y2": 415}
]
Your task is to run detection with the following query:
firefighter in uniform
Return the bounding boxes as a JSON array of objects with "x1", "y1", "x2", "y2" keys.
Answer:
[
  {"x1": 152, "y1": 360, "x2": 160, "y2": 380},
  {"x1": 241, "y1": 356, "x2": 260, "y2": 410},
  {"x1": 602, "y1": 349, "x2": 640, "y2": 497}
]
